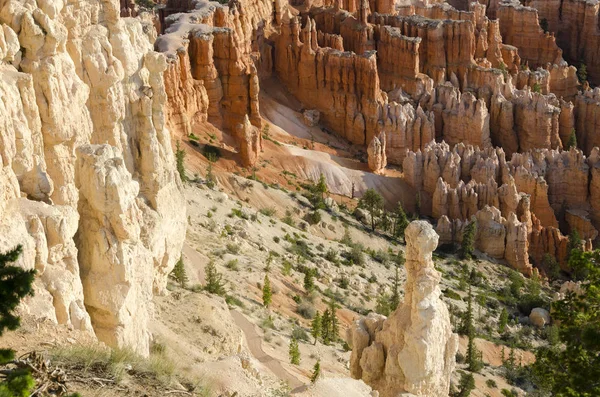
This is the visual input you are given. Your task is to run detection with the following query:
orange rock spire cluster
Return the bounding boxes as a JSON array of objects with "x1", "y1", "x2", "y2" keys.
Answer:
[{"x1": 156, "y1": 0, "x2": 600, "y2": 276}]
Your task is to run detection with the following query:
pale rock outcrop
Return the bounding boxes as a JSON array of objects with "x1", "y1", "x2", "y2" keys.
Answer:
[
  {"x1": 529, "y1": 308, "x2": 551, "y2": 328},
  {"x1": 565, "y1": 209, "x2": 598, "y2": 241},
  {"x1": 0, "y1": 0, "x2": 186, "y2": 356},
  {"x1": 440, "y1": 91, "x2": 491, "y2": 149},
  {"x1": 575, "y1": 88, "x2": 600, "y2": 155},
  {"x1": 303, "y1": 109, "x2": 321, "y2": 127},
  {"x1": 349, "y1": 221, "x2": 458, "y2": 397},
  {"x1": 505, "y1": 212, "x2": 532, "y2": 275},
  {"x1": 474, "y1": 206, "x2": 506, "y2": 259},
  {"x1": 236, "y1": 115, "x2": 262, "y2": 167},
  {"x1": 368, "y1": 132, "x2": 387, "y2": 174},
  {"x1": 76, "y1": 145, "x2": 154, "y2": 356}
]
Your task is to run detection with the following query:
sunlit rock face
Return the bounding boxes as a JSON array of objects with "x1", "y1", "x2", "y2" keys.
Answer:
[
  {"x1": 0, "y1": 0, "x2": 186, "y2": 356},
  {"x1": 349, "y1": 221, "x2": 458, "y2": 397}
]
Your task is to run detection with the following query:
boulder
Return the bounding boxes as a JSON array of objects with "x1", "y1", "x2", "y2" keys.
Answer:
[{"x1": 529, "y1": 308, "x2": 551, "y2": 328}]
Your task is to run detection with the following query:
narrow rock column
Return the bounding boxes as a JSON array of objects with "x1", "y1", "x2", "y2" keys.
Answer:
[{"x1": 348, "y1": 220, "x2": 458, "y2": 397}]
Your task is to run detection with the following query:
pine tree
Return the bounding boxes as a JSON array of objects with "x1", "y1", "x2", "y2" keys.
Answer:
[
  {"x1": 567, "y1": 129, "x2": 578, "y2": 149},
  {"x1": 310, "y1": 359, "x2": 321, "y2": 384},
  {"x1": 533, "y1": 249, "x2": 600, "y2": 395},
  {"x1": 262, "y1": 274, "x2": 272, "y2": 307},
  {"x1": 390, "y1": 265, "x2": 401, "y2": 311},
  {"x1": 175, "y1": 141, "x2": 187, "y2": 183},
  {"x1": 205, "y1": 153, "x2": 216, "y2": 189},
  {"x1": 328, "y1": 299, "x2": 339, "y2": 342},
  {"x1": 321, "y1": 309, "x2": 331, "y2": 344},
  {"x1": 303, "y1": 269, "x2": 315, "y2": 293},
  {"x1": 507, "y1": 348, "x2": 516, "y2": 370},
  {"x1": 393, "y1": 201, "x2": 409, "y2": 240},
  {"x1": 315, "y1": 173, "x2": 328, "y2": 204},
  {"x1": 205, "y1": 260, "x2": 226, "y2": 296},
  {"x1": 265, "y1": 251, "x2": 275, "y2": 273},
  {"x1": 577, "y1": 62, "x2": 588, "y2": 84},
  {"x1": 375, "y1": 290, "x2": 391, "y2": 316},
  {"x1": 311, "y1": 312, "x2": 322, "y2": 345},
  {"x1": 465, "y1": 286, "x2": 482, "y2": 372},
  {"x1": 460, "y1": 220, "x2": 477, "y2": 260},
  {"x1": 358, "y1": 188, "x2": 384, "y2": 232},
  {"x1": 498, "y1": 307, "x2": 508, "y2": 334},
  {"x1": 0, "y1": 245, "x2": 36, "y2": 396},
  {"x1": 414, "y1": 191, "x2": 421, "y2": 218},
  {"x1": 450, "y1": 372, "x2": 475, "y2": 397},
  {"x1": 289, "y1": 336, "x2": 300, "y2": 365},
  {"x1": 170, "y1": 256, "x2": 188, "y2": 288},
  {"x1": 567, "y1": 229, "x2": 581, "y2": 258}
]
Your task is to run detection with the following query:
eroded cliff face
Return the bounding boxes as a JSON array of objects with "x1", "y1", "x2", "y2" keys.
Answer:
[
  {"x1": 348, "y1": 221, "x2": 458, "y2": 397},
  {"x1": 156, "y1": 0, "x2": 270, "y2": 166},
  {"x1": 404, "y1": 141, "x2": 598, "y2": 273},
  {"x1": 0, "y1": 0, "x2": 186, "y2": 357},
  {"x1": 151, "y1": 0, "x2": 599, "y2": 276}
]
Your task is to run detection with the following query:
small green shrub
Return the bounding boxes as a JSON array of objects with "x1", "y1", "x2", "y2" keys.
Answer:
[
  {"x1": 226, "y1": 259, "x2": 239, "y2": 271},
  {"x1": 297, "y1": 302, "x2": 316, "y2": 319},
  {"x1": 203, "y1": 144, "x2": 221, "y2": 160}
]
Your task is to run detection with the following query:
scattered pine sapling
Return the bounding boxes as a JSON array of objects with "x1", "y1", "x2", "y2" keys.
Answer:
[
  {"x1": 205, "y1": 153, "x2": 217, "y2": 189},
  {"x1": 205, "y1": 260, "x2": 226, "y2": 296},
  {"x1": 460, "y1": 220, "x2": 477, "y2": 260},
  {"x1": 465, "y1": 286, "x2": 483, "y2": 372},
  {"x1": 175, "y1": 141, "x2": 187, "y2": 183},
  {"x1": 311, "y1": 312, "x2": 322, "y2": 345},
  {"x1": 263, "y1": 274, "x2": 272, "y2": 307},
  {"x1": 328, "y1": 299, "x2": 340, "y2": 342},
  {"x1": 310, "y1": 359, "x2": 321, "y2": 384},
  {"x1": 303, "y1": 269, "x2": 315, "y2": 293},
  {"x1": 499, "y1": 307, "x2": 509, "y2": 334},
  {"x1": 566, "y1": 129, "x2": 577, "y2": 149},
  {"x1": 289, "y1": 336, "x2": 300, "y2": 365},
  {"x1": 393, "y1": 201, "x2": 409, "y2": 240},
  {"x1": 358, "y1": 188, "x2": 384, "y2": 232},
  {"x1": 170, "y1": 256, "x2": 188, "y2": 288},
  {"x1": 321, "y1": 309, "x2": 331, "y2": 344}
]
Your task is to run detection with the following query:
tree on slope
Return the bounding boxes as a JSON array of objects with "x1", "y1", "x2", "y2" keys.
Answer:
[
  {"x1": 567, "y1": 129, "x2": 578, "y2": 150},
  {"x1": 205, "y1": 261, "x2": 226, "y2": 296},
  {"x1": 358, "y1": 188, "x2": 384, "y2": 232},
  {"x1": 460, "y1": 220, "x2": 477, "y2": 260},
  {"x1": 310, "y1": 359, "x2": 321, "y2": 384},
  {"x1": 0, "y1": 245, "x2": 36, "y2": 396},
  {"x1": 393, "y1": 201, "x2": 409, "y2": 240},
  {"x1": 311, "y1": 312, "x2": 322, "y2": 345},
  {"x1": 465, "y1": 286, "x2": 482, "y2": 372},
  {"x1": 262, "y1": 274, "x2": 272, "y2": 308},
  {"x1": 175, "y1": 141, "x2": 187, "y2": 183},
  {"x1": 289, "y1": 336, "x2": 300, "y2": 365},
  {"x1": 170, "y1": 256, "x2": 188, "y2": 288},
  {"x1": 533, "y1": 249, "x2": 600, "y2": 396}
]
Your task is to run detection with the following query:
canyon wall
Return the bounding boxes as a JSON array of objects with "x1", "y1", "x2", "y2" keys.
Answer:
[
  {"x1": 0, "y1": 0, "x2": 186, "y2": 356},
  {"x1": 404, "y1": 141, "x2": 599, "y2": 274},
  {"x1": 156, "y1": 0, "x2": 272, "y2": 166}
]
